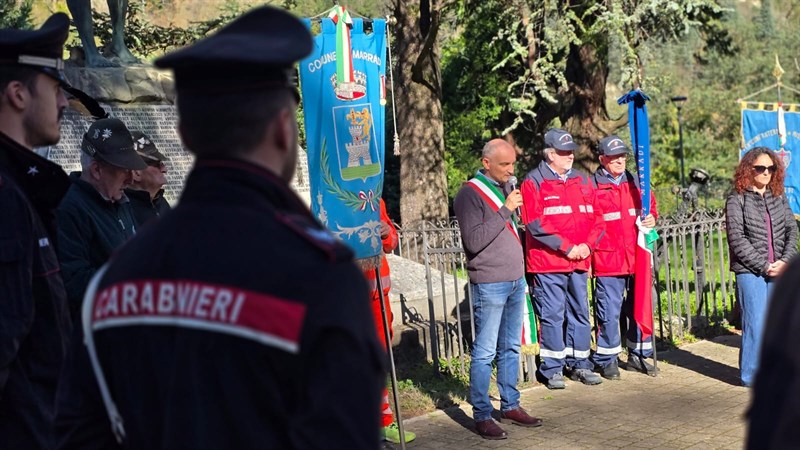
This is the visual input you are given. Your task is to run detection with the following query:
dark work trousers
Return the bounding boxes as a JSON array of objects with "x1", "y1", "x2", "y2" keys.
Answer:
[
  {"x1": 531, "y1": 271, "x2": 591, "y2": 379},
  {"x1": 590, "y1": 275, "x2": 628, "y2": 367}
]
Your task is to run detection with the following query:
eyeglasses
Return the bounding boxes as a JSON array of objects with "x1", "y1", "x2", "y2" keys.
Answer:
[
  {"x1": 753, "y1": 165, "x2": 777, "y2": 174},
  {"x1": 146, "y1": 160, "x2": 165, "y2": 169}
]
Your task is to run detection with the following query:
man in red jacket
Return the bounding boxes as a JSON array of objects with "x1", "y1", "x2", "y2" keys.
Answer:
[
  {"x1": 520, "y1": 129, "x2": 606, "y2": 389},
  {"x1": 589, "y1": 135, "x2": 658, "y2": 378}
]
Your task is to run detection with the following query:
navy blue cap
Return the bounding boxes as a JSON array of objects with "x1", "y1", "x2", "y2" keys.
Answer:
[
  {"x1": 0, "y1": 13, "x2": 69, "y2": 85},
  {"x1": 154, "y1": 6, "x2": 312, "y2": 95},
  {"x1": 544, "y1": 128, "x2": 579, "y2": 151},
  {"x1": 82, "y1": 118, "x2": 147, "y2": 170},
  {"x1": 598, "y1": 135, "x2": 629, "y2": 156}
]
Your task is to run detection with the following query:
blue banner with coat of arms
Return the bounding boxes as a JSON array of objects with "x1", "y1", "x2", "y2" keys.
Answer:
[
  {"x1": 299, "y1": 18, "x2": 386, "y2": 260},
  {"x1": 741, "y1": 104, "x2": 800, "y2": 215}
]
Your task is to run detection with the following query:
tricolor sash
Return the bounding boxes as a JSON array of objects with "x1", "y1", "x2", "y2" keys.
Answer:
[
  {"x1": 466, "y1": 174, "x2": 538, "y2": 354},
  {"x1": 465, "y1": 174, "x2": 520, "y2": 243},
  {"x1": 521, "y1": 286, "x2": 539, "y2": 355}
]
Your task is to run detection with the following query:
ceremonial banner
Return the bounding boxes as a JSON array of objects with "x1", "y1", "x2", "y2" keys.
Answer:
[
  {"x1": 741, "y1": 103, "x2": 800, "y2": 215},
  {"x1": 300, "y1": 18, "x2": 387, "y2": 259},
  {"x1": 618, "y1": 90, "x2": 658, "y2": 340}
]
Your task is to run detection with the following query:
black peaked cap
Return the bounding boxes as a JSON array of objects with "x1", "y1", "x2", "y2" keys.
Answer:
[
  {"x1": 154, "y1": 6, "x2": 313, "y2": 93},
  {"x1": 0, "y1": 13, "x2": 69, "y2": 83},
  {"x1": 82, "y1": 118, "x2": 147, "y2": 170}
]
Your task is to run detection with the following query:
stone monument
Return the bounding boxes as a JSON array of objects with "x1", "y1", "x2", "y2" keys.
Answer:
[
  {"x1": 38, "y1": 66, "x2": 310, "y2": 206},
  {"x1": 66, "y1": 0, "x2": 139, "y2": 67}
]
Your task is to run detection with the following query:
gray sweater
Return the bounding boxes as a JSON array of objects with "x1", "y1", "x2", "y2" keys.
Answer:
[
  {"x1": 725, "y1": 188, "x2": 798, "y2": 275},
  {"x1": 454, "y1": 179, "x2": 525, "y2": 284}
]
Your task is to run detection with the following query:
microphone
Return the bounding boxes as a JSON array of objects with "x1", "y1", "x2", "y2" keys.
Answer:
[{"x1": 508, "y1": 176, "x2": 522, "y2": 218}]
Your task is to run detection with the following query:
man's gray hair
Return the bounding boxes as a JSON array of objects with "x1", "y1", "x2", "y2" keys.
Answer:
[
  {"x1": 79, "y1": 150, "x2": 95, "y2": 171},
  {"x1": 542, "y1": 147, "x2": 556, "y2": 161},
  {"x1": 482, "y1": 139, "x2": 509, "y2": 159}
]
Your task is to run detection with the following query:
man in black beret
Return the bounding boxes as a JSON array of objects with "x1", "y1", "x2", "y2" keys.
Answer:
[
  {"x1": 125, "y1": 131, "x2": 171, "y2": 225},
  {"x1": 0, "y1": 13, "x2": 73, "y2": 449},
  {"x1": 55, "y1": 117, "x2": 145, "y2": 320},
  {"x1": 56, "y1": 6, "x2": 385, "y2": 450}
]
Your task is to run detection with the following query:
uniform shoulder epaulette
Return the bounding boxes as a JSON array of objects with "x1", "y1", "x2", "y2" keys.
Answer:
[{"x1": 275, "y1": 211, "x2": 353, "y2": 261}]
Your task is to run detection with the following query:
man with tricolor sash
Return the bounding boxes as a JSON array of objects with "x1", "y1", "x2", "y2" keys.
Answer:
[
  {"x1": 520, "y1": 128, "x2": 606, "y2": 389},
  {"x1": 589, "y1": 135, "x2": 659, "y2": 379},
  {"x1": 454, "y1": 139, "x2": 543, "y2": 441}
]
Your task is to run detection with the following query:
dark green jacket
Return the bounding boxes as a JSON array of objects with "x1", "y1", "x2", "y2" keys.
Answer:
[
  {"x1": 56, "y1": 173, "x2": 137, "y2": 319},
  {"x1": 125, "y1": 188, "x2": 171, "y2": 226}
]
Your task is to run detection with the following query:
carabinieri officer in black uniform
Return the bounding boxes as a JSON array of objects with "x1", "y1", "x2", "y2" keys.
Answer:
[
  {"x1": 55, "y1": 6, "x2": 386, "y2": 450},
  {"x1": 0, "y1": 13, "x2": 73, "y2": 449}
]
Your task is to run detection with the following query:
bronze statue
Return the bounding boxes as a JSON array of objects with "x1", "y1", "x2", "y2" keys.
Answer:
[{"x1": 67, "y1": 0, "x2": 139, "y2": 67}]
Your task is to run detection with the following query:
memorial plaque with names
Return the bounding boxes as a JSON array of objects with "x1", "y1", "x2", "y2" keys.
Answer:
[{"x1": 38, "y1": 104, "x2": 311, "y2": 206}]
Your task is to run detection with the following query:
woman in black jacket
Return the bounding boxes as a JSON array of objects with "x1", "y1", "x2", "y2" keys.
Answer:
[{"x1": 726, "y1": 147, "x2": 798, "y2": 387}]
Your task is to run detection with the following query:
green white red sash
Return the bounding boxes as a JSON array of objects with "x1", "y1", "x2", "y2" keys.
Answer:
[
  {"x1": 466, "y1": 174, "x2": 538, "y2": 354},
  {"x1": 328, "y1": 5, "x2": 354, "y2": 86},
  {"x1": 466, "y1": 174, "x2": 520, "y2": 243},
  {"x1": 521, "y1": 289, "x2": 539, "y2": 354}
]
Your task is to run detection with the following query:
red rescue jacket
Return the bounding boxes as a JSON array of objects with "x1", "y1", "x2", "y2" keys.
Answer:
[
  {"x1": 590, "y1": 170, "x2": 658, "y2": 276},
  {"x1": 520, "y1": 161, "x2": 605, "y2": 273}
]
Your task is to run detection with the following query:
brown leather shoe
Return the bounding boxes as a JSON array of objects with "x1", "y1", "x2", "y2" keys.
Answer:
[
  {"x1": 475, "y1": 419, "x2": 508, "y2": 440},
  {"x1": 499, "y1": 407, "x2": 544, "y2": 427}
]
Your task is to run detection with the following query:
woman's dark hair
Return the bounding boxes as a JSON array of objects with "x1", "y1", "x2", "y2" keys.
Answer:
[{"x1": 732, "y1": 146, "x2": 786, "y2": 196}]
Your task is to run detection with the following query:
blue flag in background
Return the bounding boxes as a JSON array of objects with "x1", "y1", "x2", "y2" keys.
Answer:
[
  {"x1": 741, "y1": 105, "x2": 800, "y2": 215},
  {"x1": 618, "y1": 90, "x2": 652, "y2": 216},
  {"x1": 299, "y1": 18, "x2": 387, "y2": 259}
]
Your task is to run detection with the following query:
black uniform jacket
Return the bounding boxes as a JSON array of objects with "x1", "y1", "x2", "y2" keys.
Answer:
[
  {"x1": 55, "y1": 159, "x2": 385, "y2": 450},
  {"x1": 125, "y1": 188, "x2": 171, "y2": 226},
  {"x1": 56, "y1": 173, "x2": 138, "y2": 320},
  {"x1": 0, "y1": 132, "x2": 72, "y2": 449}
]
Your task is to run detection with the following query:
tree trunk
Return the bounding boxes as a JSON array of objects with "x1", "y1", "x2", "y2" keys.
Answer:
[
  {"x1": 560, "y1": 41, "x2": 620, "y2": 173},
  {"x1": 393, "y1": 0, "x2": 449, "y2": 225}
]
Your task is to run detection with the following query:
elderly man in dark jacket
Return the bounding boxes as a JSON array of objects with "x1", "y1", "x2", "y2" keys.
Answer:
[
  {"x1": 125, "y1": 131, "x2": 171, "y2": 225},
  {"x1": 56, "y1": 118, "x2": 146, "y2": 320}
]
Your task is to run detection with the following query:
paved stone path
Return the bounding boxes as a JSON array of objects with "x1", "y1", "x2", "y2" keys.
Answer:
[{"x1": 402, "y1": 335, "x2": 749, "y2": 449}]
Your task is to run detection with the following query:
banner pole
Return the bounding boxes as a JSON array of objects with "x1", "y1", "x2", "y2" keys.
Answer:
[{"x1": 375, "y1": 265, "x2": 406, "y2": 450}]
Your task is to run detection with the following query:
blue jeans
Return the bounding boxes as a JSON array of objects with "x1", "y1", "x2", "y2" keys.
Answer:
[
  {"x1": 737, "y1": 273, "x2": 775, "y2": 387},
  {"x1": 469, "y1": 277, "x2": 525, "y2": 421}
]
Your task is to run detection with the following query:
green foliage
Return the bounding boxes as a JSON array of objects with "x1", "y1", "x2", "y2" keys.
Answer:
[
  {"x1": 642, "y1": 0, "x2": 800, "y2": 203},
  {"x1": 441, "y1": 1, "x2": 800, "y2": 206},
  {"x1": 441, "y1": 0, "x2": 735, "y2": 195},
  {"x1": 755, "y1": 0, "x2": 774, "y2": 40},
  {"x1": 287, "y1": 0, "x2": 389, "y2": 18},
  {"x1": 86, "y1": 1, "x2": 244, "y2": 59},
  {"x1": 0, "y1": 0, "x2": 33, "y2": 29}
]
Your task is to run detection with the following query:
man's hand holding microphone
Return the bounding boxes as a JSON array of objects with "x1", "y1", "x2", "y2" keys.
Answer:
[{"x1": 505, "y1": 176, "x2": 524, "y2": 217}]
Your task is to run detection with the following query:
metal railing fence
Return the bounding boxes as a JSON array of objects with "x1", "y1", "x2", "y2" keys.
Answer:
[{"x1": 395, "y1": 209, "x2": 734, "y2": 377}]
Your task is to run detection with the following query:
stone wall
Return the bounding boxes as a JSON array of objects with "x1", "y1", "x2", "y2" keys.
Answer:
[{"x1": 40, "y1": 65, "x2": 310, "y2": 205}]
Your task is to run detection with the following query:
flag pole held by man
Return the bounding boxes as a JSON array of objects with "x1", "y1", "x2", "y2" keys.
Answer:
[{"x1": 618, "y1": 89, "x2": 660, "y2": 374}]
